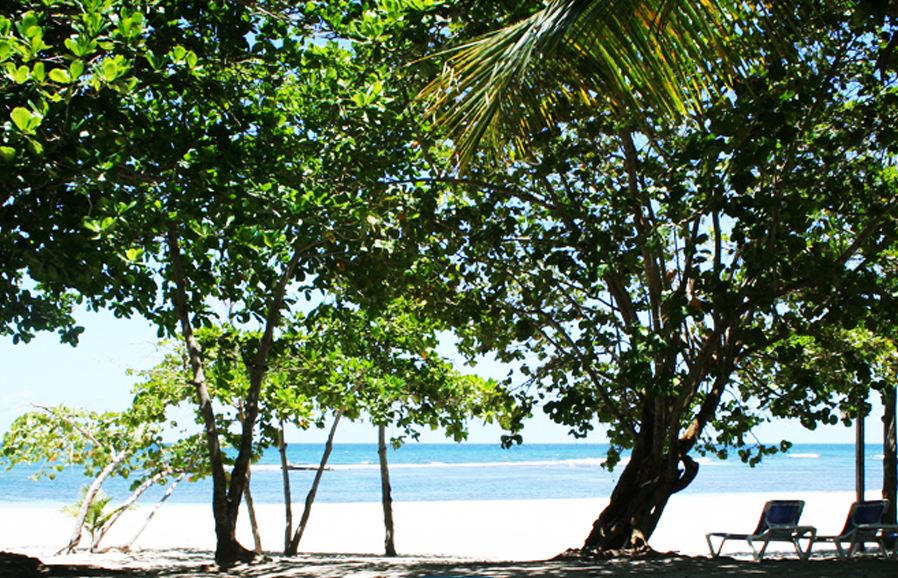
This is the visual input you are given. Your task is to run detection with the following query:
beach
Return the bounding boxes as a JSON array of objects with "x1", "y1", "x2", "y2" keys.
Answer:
[{"x1": 2, "y1": 491, "x2": 898, "y2": 576}]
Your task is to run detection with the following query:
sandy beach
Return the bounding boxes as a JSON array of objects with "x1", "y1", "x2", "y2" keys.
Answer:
[{"x1": 2, "y1": 490, "x2": 898, "y2": 576}]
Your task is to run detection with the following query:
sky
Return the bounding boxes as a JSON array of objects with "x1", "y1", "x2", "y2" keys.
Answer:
[{"x1": 0, "y1": 306, "x2": 884, "y2": 447}]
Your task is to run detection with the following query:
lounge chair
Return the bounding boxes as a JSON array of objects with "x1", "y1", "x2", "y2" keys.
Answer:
[
  {"x1": 812, "y1": 500, "x2": 898, "y2": 559},
  {"x1": 706, "y1": 500, "x2": 815, "y2": 560}
]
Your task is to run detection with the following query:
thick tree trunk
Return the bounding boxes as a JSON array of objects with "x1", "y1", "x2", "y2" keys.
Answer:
[
  {"x1": 378, "y1": 425, "x2": 397, "y2": 556},
  {"x1": 278, "y1": 421, "x2": 293, "y2": 555},
  {"x1": 883, "y1": 387, "x2": 897, "y2": 527},
  {"x1": 287, "y1": 411, "x2": 343, "y2": 555},
  {"x1": 582, "y1": 439, "x2": 697, "y2": 553}
]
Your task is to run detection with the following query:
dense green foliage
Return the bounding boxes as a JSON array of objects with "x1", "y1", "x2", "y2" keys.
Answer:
[
  {"x1": 415, "y1": 0, "x2": 898, "y2": 550},
  {"x1": 4, "y1": 0, "x2": 898, "y2": 560}
]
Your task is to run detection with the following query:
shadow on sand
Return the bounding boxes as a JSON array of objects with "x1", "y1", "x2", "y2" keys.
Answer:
[{"x1": 4, "y1": 549, "x2": 898, "y2": 577}]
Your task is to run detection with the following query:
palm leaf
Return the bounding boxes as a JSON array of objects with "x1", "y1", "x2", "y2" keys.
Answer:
[{"x1": 418, "y1": 0, "x2": 760, "y2": 169}]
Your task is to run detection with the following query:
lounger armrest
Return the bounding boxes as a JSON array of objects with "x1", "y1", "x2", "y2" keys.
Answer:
[{"x1": 855, "y1": 523, "x2": 898, "y2": 532}]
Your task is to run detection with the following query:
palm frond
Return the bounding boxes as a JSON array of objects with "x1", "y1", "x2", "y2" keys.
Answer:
[{"x1": 418, "y1": 0, "x2": 755, "y2": 169}]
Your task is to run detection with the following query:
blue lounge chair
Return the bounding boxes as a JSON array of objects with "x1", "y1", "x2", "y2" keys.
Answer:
[
  {"x1": 812, "y1": 500, "x2": 898, "y2": 559},
  {"x1": 706, "y1": 500, "x2": 815, "y2": 560}
]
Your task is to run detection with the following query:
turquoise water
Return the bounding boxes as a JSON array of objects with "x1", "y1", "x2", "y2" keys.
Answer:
[{"x1": 0, "y1": 444, "x2": 888, "y2": 507}]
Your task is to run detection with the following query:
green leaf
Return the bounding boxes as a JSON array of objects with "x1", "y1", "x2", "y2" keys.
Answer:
[
  {"x1": 64, "y1": 36, "x2": 94, "y2": 58},
  {"x1": 31, "y1": 61, "x2": 44, "y2": 82},
  {"x1": 69, "y1": 60, "x2": 84, "y2": 79},
  {"x1": 7, "y1": 64, "x2": 29, "y2": 83},
  {"x1": 49, "y1": 68, "x2": 71, "y2": 83},
  {"x1": 83, "y1": 218, "x2": 101, "y2": 233},
  {"x1": 145, "y1": 51, "x2": 160, "y2": 70},
  {"x1": 10, "y1": 107, "x2": 40, "y2": 134},
  {"x1": 102, "y1": 58, "x2": 118, "y2": 80},
  {"x1": 63, "y1": 37, "x2": 80, "y2": 56},
  {"x1": 124, "y1": 248, "x2": 143, "y2": 262},
  {"x1": 0, "y1": 146, "x2": 15, "y2": 162}
]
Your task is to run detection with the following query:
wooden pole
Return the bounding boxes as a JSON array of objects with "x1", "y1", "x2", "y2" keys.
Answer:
[
  {"x1": 883, "y1": 386, "x2": 897, "y2": 525},
  {"x1": 857, "y1": 405, "x2": 866, "y2": 503}
]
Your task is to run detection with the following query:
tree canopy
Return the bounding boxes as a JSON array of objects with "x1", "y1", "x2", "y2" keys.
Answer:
[
  {"x1": 411, "y1": 0, "x2": 898, "y2": 551},
  {"x1": 4, "y1": 0, "x2": 898, "y2": 562}
]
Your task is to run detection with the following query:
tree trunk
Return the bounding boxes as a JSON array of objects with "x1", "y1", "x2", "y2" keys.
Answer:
[
  {"x1": 582, "y1": 438, "x2": 697, "y2": 553},
  {"x1": 378, "y1": 425, "x2": 397, "y2": 556},
  {"x1": 122, "y1": 473, "x2": 185, "y2": 551},
  {"x1": 883, "y1": 386, "x2": 897, "y2": 527},
  {"x1": 166, "y1": 225, "x2": 251, "y2": 566},
  {"x1": 59, "y1": 453, "x2": 128, "y2": 554},
  {"x1": 92, "y1": 471, "x2": 167, "y2": 551},
  {"x1": 244, "y1": 466, "x2": 263, "y2": 554},
  {"x1": 287, "y1": 411, "x2": 343, "y2": 555},
  {"x1": 224, "y1": 239, "x2": 307, "y2": 560},
  {"x1": 278, "y1": 421, "x2": 293, "y2": 555}
]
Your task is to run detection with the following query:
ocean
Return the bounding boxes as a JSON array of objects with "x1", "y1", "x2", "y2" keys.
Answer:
[{"x1": 0, "y1": 443, "x2": 887, "y2": 508}]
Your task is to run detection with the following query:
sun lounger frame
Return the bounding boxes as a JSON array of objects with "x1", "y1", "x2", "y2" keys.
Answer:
[
  {"x1": 706, "y1": 500, "x2": 815, "y2": 561},
  {"x1": 812, "y1": 500, "x2": 898, "y2": 559}
]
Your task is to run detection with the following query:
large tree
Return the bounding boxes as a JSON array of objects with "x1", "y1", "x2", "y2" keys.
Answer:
[
  {"x1": 2, "y1": 0, "x2": 458, "y2": 564},
  {"x1": 3, "y1": 0, "x2": 546, "y2": 564},
  {"x1": 410, "y1": 0, "x2": 898, "y2": 553}
]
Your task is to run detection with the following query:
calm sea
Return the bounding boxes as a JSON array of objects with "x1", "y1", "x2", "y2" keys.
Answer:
[{"x1": 0, "y1": 444, "x2": 887, "y2": 507}]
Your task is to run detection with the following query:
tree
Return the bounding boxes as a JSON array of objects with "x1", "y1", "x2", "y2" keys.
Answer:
[
  {"x1": 1, "y1": 405, "x2": 156, "y2": 553},
  {"x1": 273, "y1": 300, "x2": 521, "y2": 555},
  {"x1": 3, "y1": 0, "x2": 454, "y2": 564},
  {"x1": 0, "y1": 401, "x2": 200, "y2": 553},
  {"x1": 407, "y1": 1, "x2": 898, "y2": 553}
]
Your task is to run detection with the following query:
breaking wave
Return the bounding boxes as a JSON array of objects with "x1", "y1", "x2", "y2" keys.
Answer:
[{"x1": 252, "y1": 457, "x2": 617, "y2": 472}]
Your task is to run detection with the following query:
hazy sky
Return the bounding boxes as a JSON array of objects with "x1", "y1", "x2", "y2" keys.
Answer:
[{"x1": 0, "y1": 306, "x2": 882, "y2": 447}]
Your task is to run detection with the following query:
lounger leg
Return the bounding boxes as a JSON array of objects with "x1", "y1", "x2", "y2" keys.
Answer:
[
  {"x1": 747, "y1": 537, "x2": 769, "y2": 561},
  {"x1": 706, "y1": 534, "x2": 727, "y2": 557},
  {"x1": 877, "y1": 535, "x2": 896, "y2": 559},
  {"x1": 793, "y1": 530, "x2": 815, "y2": 560},
  {"x1": 834, "y1": 540, "x2": 848, "y2": 559}
]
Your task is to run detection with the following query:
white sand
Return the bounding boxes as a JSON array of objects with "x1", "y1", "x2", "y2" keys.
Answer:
[{"x1": 0, "y1": 490, "x2": 881, "y2": 562}]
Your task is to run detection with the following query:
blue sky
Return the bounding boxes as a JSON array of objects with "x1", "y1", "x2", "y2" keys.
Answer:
[{"x1": 0, "y1": 306, "x2": 881, "y2": 446}]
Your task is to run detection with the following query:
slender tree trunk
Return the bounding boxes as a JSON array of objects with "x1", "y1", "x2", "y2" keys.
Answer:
[
  {"x1": 166, "y1": 225, "x2": 250, "y2": 565},
  {"x1": 278, "y1": 421, "x2": 293, "y2": 555},
  {"x1": 224, "y1": 240, "x2": 308, "y2": 555},
  {"x1": 378, "y1": 425, "x2": 397, "y2": 556},
  {"x1": 287, "y1": 411, "x2": 343, "y2": 555},
  {"x1": 92, "y1": 471, "x2": 167, "y2": 551},
  {"x1": 123, "y1": 473, "x2": 185, "y2": 551},
  {"x1": 244, "y1": 466, "x2": 263, "y2": 554},
  {"x1": 59, "y1": 453, "x2": 128, "y2": 554},
  {"x1": 883, "y1": 386, "x2": 897, "y2": 526}
]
